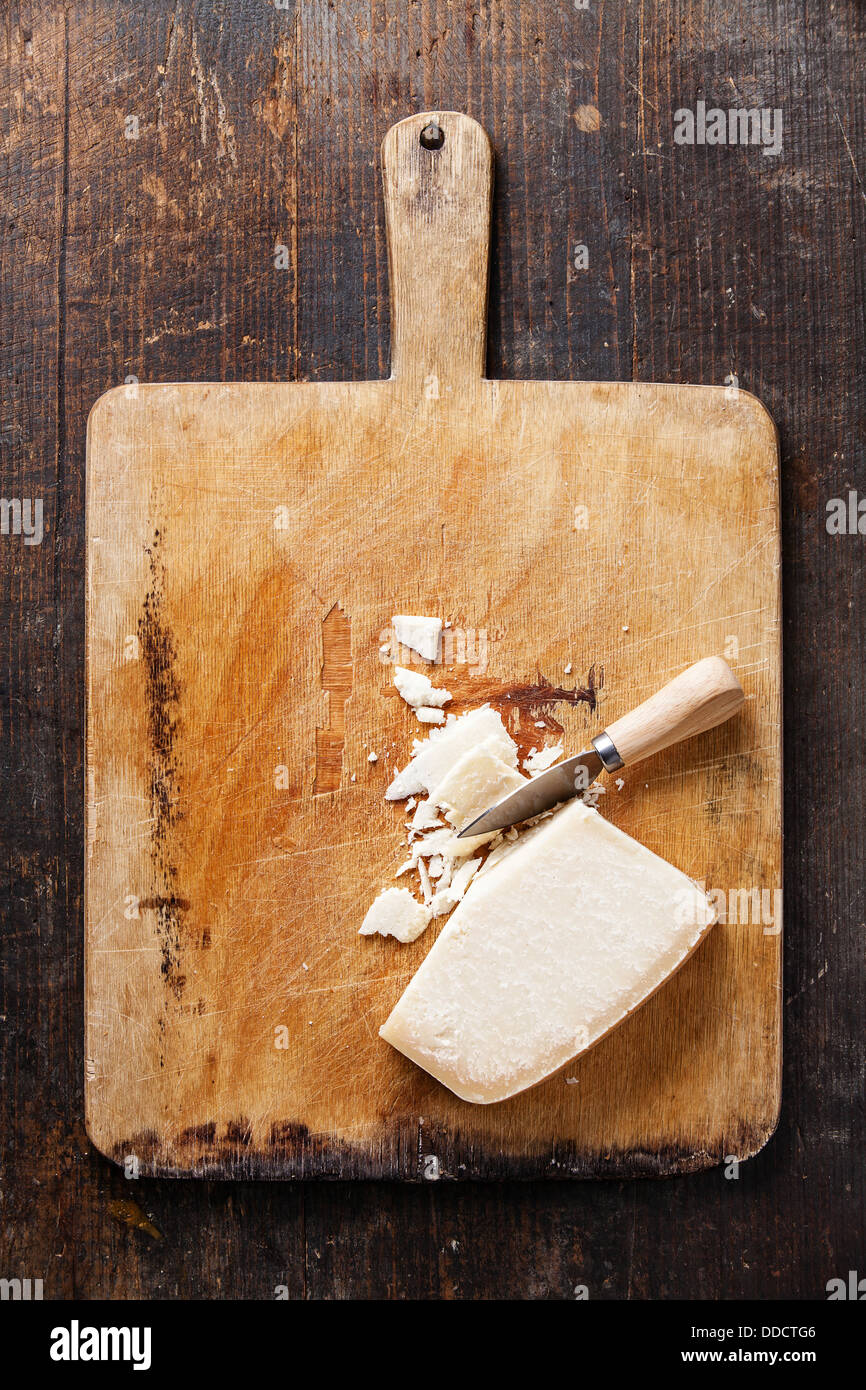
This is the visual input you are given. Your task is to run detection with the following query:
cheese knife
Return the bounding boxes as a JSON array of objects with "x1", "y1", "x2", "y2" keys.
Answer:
[{"x1": 457, "y1": 656, "x2": 744, "y2": 838}]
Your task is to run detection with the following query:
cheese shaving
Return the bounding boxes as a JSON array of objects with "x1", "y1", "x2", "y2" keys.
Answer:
[
  {"x1": 429, "y1": 738, "x2": 529, "y2": 829},
  {"x1": 386, "y1": 706, "x2": 518, "y2": 801},
  {"x1": 523, "y1": 743, "x2": 564, "y2": 774}
]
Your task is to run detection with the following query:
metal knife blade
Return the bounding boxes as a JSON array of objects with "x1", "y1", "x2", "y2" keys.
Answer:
[{"x1": 456, "y1": 749, "x2": 604, "y2": 838}]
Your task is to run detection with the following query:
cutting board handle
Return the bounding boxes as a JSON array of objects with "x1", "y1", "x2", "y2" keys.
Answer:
[{"x1": 382, "y1": 112, "x2": 492, "y2": 394}]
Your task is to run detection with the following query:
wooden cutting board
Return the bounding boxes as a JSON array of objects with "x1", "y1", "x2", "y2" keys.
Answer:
[{"x1": 85, "y1": 112, "x2": 781, "y2": 1180}]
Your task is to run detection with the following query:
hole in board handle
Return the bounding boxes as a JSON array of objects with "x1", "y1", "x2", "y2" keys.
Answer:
[{"x1": 419, "y1": 122, "x2": 445, "y2": 151}]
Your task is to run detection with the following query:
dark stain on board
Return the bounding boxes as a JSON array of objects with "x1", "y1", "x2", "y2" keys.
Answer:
[
  {"x1": 434, "y1": 664, "x2": 603, "y2": 749},
  {"x1": 496, "y1": 665, "x2": 601, "y2": 720},
  {"x1": 138, "y1": 530, "x2": 187, "y2": 997},
  {"x1": 423, "y1": 664, "x2": 600, "y2": 715}
]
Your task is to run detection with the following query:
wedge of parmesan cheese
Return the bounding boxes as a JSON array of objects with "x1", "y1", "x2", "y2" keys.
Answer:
[
  {"x1": 379, "y1": 798, "x2": 717, "y2": 1102},
  {"x1": 359, "y1": 887, "x2": 432, "y2": 943},
  {"x1": 392, "y1": 615, "x2": 442, "y2": 663},
  {"x1": 386, "y1": 706, "x2": 518, "y2": 801},
  {"x1": 392, "y1": 666, "x2": 451, "y2": 709}
]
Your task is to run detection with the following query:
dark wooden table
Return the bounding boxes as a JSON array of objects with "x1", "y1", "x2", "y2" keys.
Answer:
[{"x1": 1, "y1": 0, "x2": 863, "y2": 1299}]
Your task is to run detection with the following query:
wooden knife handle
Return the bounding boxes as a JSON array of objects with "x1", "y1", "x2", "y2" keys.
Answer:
[
  {"x1": 597, "y1": 657, "x2": 745, "y2": 769},
  {"x1": 381, "y1": 111, "x2": 492, "y2": 394}
]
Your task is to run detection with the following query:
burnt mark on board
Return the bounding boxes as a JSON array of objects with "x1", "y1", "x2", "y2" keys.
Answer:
[
  {"x1": 105, "y1": 1106, "x2": 766, "y2": 1182},
  {"x1": 138, "y1": 529, "x2": 187, "y2": 997}
]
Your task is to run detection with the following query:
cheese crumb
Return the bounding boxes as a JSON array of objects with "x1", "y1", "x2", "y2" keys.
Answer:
[
  {"x1": 415, "y1": 706, "x2": 446, "y2": 724},
  {"x1": 449, "y1": 856, "x2": 480, "y2": 898},
  {"x1": 393, "y1": 665, "x2": 452, "y2": 710},
  {"x1": 428, "y1": 858, "x2": 482, "y2": 917},
  {"x1": 368, "y1": 752, "x2": 378, "y2": 763},
  {"x1": 410, "y1": 798, "x2": 443, "y2": 833},
  {"x1": 359, "y1": 887, "x2": 432, "y2": 943},
  {"x1": 524, "y1": 743, "x2": 564, "y2": 774},
  {"x1": 564, "y1": 662, "x2": 572, "y2": 675},
  {"x1": 417, "y1": 827, "x2": 498, "y2": 864},
  {"x1": 392, "y1": 614, "x2": 442, "y2": 663}
]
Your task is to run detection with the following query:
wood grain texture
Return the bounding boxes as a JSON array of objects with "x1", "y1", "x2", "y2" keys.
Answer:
[
  {"x1": 1, "y1": 0, "x2": 863, "y2": 1294},
  {"x1": 85, "y1": 108, "x2": 781, "y2": 1179}
]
